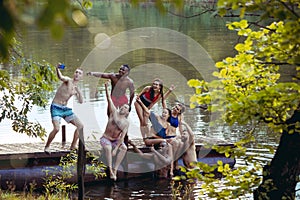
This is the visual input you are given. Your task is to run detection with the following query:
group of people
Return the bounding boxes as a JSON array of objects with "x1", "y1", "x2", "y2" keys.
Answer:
[{"x1": 44, "y1": 63, "x2": 197, "y2": 181}]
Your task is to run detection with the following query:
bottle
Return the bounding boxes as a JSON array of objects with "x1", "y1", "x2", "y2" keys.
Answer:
[{"x1": 58, "y1": 63, "x2": 65, "y2": 69}]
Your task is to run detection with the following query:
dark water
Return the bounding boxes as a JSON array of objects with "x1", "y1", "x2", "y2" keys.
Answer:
[{"x1": 1, "y1": 1, "x2": 291, "y2": 199}]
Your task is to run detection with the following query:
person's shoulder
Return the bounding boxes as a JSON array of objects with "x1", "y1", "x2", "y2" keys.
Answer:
[
  {"x1": 127, "y1": 76, "x2": 134, "y2": 82},
  {"x1": 144, "y1": 85, "x2": 151, "y2": 90},
  {"x1": 63, "y1": 76, "x2": 72, "y2": 82}
]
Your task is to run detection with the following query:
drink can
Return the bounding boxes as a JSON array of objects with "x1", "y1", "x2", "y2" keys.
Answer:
[{"x1": 58, "y1": 64, "x2": 65, "y2": 69}]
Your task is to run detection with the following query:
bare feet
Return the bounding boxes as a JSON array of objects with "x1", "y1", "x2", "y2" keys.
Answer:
[{"x1": 110, "y1": 170, "x2": 117, "y2": 181}]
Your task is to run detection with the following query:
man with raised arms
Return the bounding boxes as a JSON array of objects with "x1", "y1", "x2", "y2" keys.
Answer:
[{"x1": 100, "y1": 81, "x2": 130, "y2": 181}]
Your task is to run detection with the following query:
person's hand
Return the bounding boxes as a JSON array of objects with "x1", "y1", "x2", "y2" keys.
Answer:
[
  {"x1": 136, "y1": 96, "x2": 141, "y2": 103},
  {"x1": 169, "y1": 84, "x2": 176, "y2": 91},
  {"x1": 150, "y1": 146, "x2": 155, "y2": 152},
  {"x1": 104, "y1": 80, "x2": 110, "y2": 88}
]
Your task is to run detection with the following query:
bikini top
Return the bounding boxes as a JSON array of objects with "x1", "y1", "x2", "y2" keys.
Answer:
[
  {"x1": 141, "y1": 89, "x2": 160, "y2": 103},
  {"x1": 169, "y1": 115, "x2": 179, "y2": 128}
]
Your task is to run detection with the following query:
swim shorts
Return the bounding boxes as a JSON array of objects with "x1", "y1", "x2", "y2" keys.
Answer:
[
  {"x1": 111, "y1": 95, "x2": 128, "y2": 108},
  {"x1": 100, "y1": 136, "x2": 126, "y2": 148},
  {"x1": 50, "y1": 103, "x2": 76, "y2": 123}
]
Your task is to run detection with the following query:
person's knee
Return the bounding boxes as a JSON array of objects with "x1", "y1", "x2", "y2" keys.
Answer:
[
  {"x1": 76, "y1": 122, "x2": 84, "y2": 130},
  {"x1": 103, "y1": 145, "x2": 112, "y2": 152},
  {"x1": 120, "y1": 145, "x2": 127, "y2": 152},
  {"x1": 52, "y1": 125, "x2": 60, "y2": 133}
]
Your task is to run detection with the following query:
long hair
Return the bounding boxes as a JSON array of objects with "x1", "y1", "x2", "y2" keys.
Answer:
[{"x1": 149, "y1": 78, "x2": 164, "y2": 104}]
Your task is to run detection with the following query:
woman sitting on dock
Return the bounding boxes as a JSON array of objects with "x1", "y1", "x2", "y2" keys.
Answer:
[
  {"x1": 166, "y1": 102, "x2": 185, "y2": 136},
  {"x1": 135, "y1": 97, "x2": 173, "y2": 146}
]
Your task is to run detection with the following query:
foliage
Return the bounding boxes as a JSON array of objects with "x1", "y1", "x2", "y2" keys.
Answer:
[
  {"x1": 43, "y1": 150, "x2": 106, "y2": 199},
  {"x1": 0, "y1": 0, "x2": 93, "y2": 139},
  {"x1": 181, "y1": 0, "x2": 300, "y2": 199},
  {"x1": 0, "y1": 55, "x2": 57, "y2": 138},
  {"x1": 0, "y1": 0, "x2": 92, "y2": 61}
]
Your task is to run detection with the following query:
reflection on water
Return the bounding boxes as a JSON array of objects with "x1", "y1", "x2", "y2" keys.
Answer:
[{"x1": 85, "y1": 177, "x2": 175, "y2": 200}]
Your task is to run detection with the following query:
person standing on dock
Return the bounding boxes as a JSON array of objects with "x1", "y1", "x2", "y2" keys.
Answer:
[
  {"x1": 44, "y1": 64, "x2": 84, "y2": 154},
  {"x1": 86, "y1": 64, "x2": 135, "y2": 115},
  {"x1": 100, "y1": 81, "x2": 130, "y2": 181},
  {"x1": 134, "y1": 78, "x2": 165, "y2": 140}
]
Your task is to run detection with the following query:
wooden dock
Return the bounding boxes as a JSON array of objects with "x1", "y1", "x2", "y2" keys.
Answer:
[{"x1": 0, "y1": 139, "x2": 236, "y2": 190}]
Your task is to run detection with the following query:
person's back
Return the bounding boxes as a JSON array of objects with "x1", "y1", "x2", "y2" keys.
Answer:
[{"x1": 181, "y1": 122, "x2": 197, "y2": 168}]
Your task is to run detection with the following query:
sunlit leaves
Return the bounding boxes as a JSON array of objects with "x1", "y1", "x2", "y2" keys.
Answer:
[
  {"x1": 0, "y1": 58, "x2": 57, "y2": 138},
  {"x1": 82, "y1": 0, "x2": 93, "y2": 10},
  {"x1": 0, "y1": 0, "x2": 15, "y2": 60},
  {"x1": 185, "y1": 1, "x2": 299, "y2": 199}
]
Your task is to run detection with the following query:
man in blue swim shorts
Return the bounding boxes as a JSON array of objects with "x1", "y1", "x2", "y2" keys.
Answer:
[{"x1": 44, "y1": 64, "x2": 84, "y2": 154}]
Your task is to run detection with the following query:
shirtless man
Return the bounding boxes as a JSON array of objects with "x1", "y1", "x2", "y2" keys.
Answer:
[
  {"x1": 100, "y1": 81, "x2": 130, "y2": 181},
  {"x1": 44, "y1": 65, "x2": 84, "y2": 154},
  {"x1": 87, "y1": 64, "x2": 135, "y2": 114},
  {"x1": 170, "y1": 121, "x2": 197, "y2": 169}
]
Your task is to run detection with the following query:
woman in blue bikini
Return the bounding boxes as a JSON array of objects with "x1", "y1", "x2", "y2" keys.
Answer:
[{"x1": 136, "y1": 97, "x2": 171, "y2": 146}]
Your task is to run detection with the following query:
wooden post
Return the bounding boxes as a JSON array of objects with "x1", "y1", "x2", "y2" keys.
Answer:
[
  {"x1": 62, "y1": 125, "x2": 66, "y2": 147},
  {"x1": 77, "y1": 128, "x2": 85, "y2": 200}
]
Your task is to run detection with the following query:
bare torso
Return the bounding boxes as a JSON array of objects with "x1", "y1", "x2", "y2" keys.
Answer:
[
  {"x1": 103, "y1": 111, "x2": 129, "y2": 140},
  {"x1": 52, "y1": 79, "x2": 77, "y2": 105},
  {"x1": 110, "y1": 75, "x2": 134, "y2": 97}
]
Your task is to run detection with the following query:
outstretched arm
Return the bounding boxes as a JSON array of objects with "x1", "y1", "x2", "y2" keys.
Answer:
[
  {"x1": 151, "y1": 146, "x2": 173, "y2": 165},
  {"x1": 87, "y1": 71, "x2": 114, "y2": 79},
  {"x1": 181, "y1": 121, "x2": 195, "y2": 143},
  {"x1": 163, "y1": 85, "x2": 175, "y2": 109}
]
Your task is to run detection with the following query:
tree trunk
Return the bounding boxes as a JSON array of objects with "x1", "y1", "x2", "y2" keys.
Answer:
[{"x1": 254, "y1": 110, "x2": 300, "y2": 199}]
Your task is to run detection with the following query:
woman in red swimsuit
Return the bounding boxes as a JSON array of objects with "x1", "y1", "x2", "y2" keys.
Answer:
[{"x1": 134, "y1": 78, "x2": 164, "y2": 139}]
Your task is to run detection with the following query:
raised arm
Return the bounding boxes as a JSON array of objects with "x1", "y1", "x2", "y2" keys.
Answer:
[
  {"x1": 105, "y1": 81, "x2": 116, "y2": 115},
  {"x1": 56, "y1": 64, "x2": 70, "y2": 82},
  {"x1": 181, "y1": 121, "x2": 194, "y2": 143},
  {"x1": 163, "y1": 85, "x2": 176, "y2": 109}
]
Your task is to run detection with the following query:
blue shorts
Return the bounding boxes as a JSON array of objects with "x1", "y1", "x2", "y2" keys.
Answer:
[{"x1": 50, "y1": 103, "x2": 76, "y2": 123}]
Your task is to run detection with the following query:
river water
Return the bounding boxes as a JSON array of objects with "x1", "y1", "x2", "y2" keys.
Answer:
[{"x1": 1, "y1": 1, "x2": 298, "y2": 199}]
